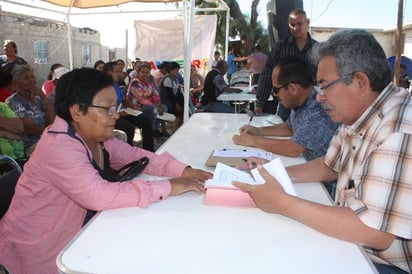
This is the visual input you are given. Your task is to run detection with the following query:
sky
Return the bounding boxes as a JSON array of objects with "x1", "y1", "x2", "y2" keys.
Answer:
[
  {"x1": 0, "y1": 0, "x2": 411, "y2": 50},
  {"x1": 239, "y1": 0, "x2": 412, "y2": 30}
]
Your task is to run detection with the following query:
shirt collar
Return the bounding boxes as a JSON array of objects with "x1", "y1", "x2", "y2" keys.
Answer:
[{"x1": 348, "y1": 82, "x2": 396, "y2": 133}]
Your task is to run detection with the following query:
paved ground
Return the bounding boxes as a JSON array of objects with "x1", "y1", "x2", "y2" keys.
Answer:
[{"x1": 133, "y1": 121, "x2": 174, "y2": 151}]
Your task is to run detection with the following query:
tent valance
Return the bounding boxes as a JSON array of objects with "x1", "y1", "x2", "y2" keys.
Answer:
[{"x1": 43, "y1": 0, "x2": 180, "y2": 9}]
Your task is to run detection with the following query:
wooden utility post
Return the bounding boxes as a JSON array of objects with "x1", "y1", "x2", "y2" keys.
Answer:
[{"x1": 393, "y1": 0, "x2": 404, "y2": 86}]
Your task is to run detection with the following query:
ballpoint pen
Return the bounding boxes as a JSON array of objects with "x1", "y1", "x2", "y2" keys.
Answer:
[{"x1": 247, "y1": 110, "x2": 255, "y2": 127}]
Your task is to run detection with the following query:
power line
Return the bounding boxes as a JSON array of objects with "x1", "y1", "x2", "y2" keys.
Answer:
[{"x1": 311, "y1": 0, "x2": 333, "y2": 24}]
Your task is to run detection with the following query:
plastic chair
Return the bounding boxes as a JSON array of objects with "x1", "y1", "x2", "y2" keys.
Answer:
[{"x1": 0, "y1": 155, "x2": 22, "y2": 219}]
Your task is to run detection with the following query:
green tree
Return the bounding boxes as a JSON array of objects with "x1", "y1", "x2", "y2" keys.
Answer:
[{"x1": 196, "y1": 0, "x2": 268, "y2": 56}]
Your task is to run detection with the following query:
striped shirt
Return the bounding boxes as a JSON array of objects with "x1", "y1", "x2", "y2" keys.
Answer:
[
  {"x1": 325, "y1": 83, "x2": 412, "y2": 272},
  {"x1": 255, "y1": 33, "x2": 317, "y2": 109}
]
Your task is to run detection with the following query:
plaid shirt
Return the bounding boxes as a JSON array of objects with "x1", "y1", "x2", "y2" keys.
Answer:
[{"x1": 325, "y1": 83, "x2": 412, "y2": 272}]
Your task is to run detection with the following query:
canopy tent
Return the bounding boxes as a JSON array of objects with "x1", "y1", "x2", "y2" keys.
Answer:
[
  {"x1": 0, "y1": 0, "x2": 230, "y2": 122},
  {"x1": 388, "y1": 55, "x2": 412, "y2": 77},
  {"x1": 42, "y1": 0, "x2": 181, "y2": 8}
]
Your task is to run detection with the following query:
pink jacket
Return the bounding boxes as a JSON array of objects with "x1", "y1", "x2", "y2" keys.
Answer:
[{"x1": 0, "y1": 116, "x2": 188, "y2": 273}]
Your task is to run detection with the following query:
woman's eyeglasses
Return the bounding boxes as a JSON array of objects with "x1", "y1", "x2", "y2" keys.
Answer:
[{"x1": 81, "y1": 104, "x2": 118, "y2": 117}]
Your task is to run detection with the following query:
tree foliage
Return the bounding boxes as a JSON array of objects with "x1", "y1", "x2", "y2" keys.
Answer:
[{"x1": 195, "y1": 0, "x2": 268, "y2": 56}]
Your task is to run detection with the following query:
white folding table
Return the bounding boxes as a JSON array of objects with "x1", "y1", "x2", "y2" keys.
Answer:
[{"x1": 56, "y1": 113, "x2": 376, "y2": 274}]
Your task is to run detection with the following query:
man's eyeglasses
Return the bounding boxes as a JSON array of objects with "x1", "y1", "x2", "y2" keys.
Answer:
[
  {"x1": 314, "y1": 74, "x2": 353, "y2": 96},
  {"x1": 272, "y1": 84, "x2": 288, "y2": 95},
  {"x1": 86, "y1": 104, "x2": 118, "y2": 117}
]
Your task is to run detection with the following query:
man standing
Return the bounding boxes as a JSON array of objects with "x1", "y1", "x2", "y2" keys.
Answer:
[
  {"x1": 244, "y1": 45, "x2": 267, "y2": 85},
  {"x1": 201, "y1": 60, "x2": 242, "y2": 113},
  {"x1": 236, "y1": 29, "x2": 412, "y2": 273},
  {"x1": 255, "y1": 9, "x2": 317, "y2": 121},
  {"x1": 233, "y1": 57, "x2": 339, "y2": 162}
]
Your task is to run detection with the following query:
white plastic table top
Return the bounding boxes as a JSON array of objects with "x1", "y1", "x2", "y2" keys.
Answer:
[{"x1": 56, "y1": 113, "x2": 376, "y2": 274}]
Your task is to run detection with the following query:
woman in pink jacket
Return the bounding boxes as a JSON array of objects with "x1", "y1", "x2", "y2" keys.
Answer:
[{"x1": 0, "y1": 68, "x2": 212, "y2": 274}]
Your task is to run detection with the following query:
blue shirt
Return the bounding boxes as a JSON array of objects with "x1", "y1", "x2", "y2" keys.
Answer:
[
  {"x1": 227, "y1": 54, "x2": 236, "y2": 75},
  {"x1": 113, "y1": 83, "x2": 124, "y2": 106},
  {"x1": 287, "y1": 90, "x2": 340, "y2": 161}
]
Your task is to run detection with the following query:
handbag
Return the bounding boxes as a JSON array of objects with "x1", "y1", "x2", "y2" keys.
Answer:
[{"x1": 114, "y1": 157, "x2": 150, "y2": 182}]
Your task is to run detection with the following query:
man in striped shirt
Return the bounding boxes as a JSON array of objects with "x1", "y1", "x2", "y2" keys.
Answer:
[
  {"x1": 255, "y1": 9, "x2": 317, "y2": 121},
  {"x1": 235, "y1": 29, "x2": 412, "y2": 273}
]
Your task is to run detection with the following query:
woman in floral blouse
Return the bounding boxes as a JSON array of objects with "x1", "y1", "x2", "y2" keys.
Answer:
[{"x1": 127, "y1": 62, "x2": 167, "y2": 137}]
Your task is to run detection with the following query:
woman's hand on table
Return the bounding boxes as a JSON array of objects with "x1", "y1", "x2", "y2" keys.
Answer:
[
  {"x1": 168, "y1": 177, "x2": 205, "y2": 195},
  {"x1": 182, "y1": 167, "x2": 213, "y2": 182}
]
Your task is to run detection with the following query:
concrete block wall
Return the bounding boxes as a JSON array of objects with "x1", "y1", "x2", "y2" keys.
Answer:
[{"x1": 0, "y1": 11, "x2": 125, "y2": 86}]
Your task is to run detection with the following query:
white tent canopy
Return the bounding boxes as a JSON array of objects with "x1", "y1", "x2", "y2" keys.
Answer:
[{"x1": 0, "y1": 0, "x2": 230, "y2": 122}]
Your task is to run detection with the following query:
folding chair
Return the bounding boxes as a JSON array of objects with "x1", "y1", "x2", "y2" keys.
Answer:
[{"x1": 0, "y1": 155, "x2": 22, "y2": 219}]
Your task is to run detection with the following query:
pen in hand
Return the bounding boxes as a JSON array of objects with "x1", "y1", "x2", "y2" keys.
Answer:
[{"x1": 247, "y1": 110, "x2": 255, "y2": 128}]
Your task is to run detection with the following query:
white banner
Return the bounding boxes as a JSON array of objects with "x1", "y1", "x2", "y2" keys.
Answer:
[{"x1": 134, "y1": 15, "x2": 217, "y2": 72}]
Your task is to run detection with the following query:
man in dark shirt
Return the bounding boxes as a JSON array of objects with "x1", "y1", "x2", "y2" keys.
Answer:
[
  {"x1": 201, "y1": 60, "x2": 242, "y2": 113},
  {"x1": 255, "y1": 9, "x2": 317, "y2": 121}
]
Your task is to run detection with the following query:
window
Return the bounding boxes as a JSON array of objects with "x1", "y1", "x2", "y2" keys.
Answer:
[
  {"x1": 33, "y1": 40, "x2": 49, "y2": 64},
  {"x1": 82, "y1": 44, "x2": 91, "y2": 65}
]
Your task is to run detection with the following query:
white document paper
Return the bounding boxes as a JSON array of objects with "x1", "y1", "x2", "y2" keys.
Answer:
[
  {"x1": 122, "y1": 108, "x2": 142, "y2": 116},
  {"x1": 213, "y1": 149, "x2": 272, "y2": 161},
  {"x1": 205, "y1": 162, "x2": 256, "y2": 189},
  {"x1": 250, "y1": 158, "x2": 297, "y2": 196},
  {"x1": 206, "y1": 159, "x2": 297, "y2": 196},
  {"x1": 157, "y1": 112, "x2": 176, "y2": 122}
]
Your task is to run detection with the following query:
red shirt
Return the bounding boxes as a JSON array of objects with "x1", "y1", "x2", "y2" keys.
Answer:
[{"x1": 0, "y1": 87, "x2": 12, "y2": 102}]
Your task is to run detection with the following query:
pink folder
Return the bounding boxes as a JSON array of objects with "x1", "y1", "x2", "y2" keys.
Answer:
[{"x1": 203, "y1": 187, "x2": 257, "y2": 208}]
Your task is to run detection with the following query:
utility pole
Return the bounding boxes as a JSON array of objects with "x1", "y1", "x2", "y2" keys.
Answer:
[{"x1": 393, "y1": 0, "x2": 404, "y2": 86}]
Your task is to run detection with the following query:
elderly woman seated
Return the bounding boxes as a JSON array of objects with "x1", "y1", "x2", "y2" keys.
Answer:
[
  {"x1": 0, "y1": 68, "x2": 212, "y2": 273},
  {"x1": 5, "y1": 65, "x2": 55, "y2": 155}
]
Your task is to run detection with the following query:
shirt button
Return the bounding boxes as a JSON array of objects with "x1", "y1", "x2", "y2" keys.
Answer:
[
  {"x1": 352, "y1": 146, "x2": 356, "y2": 150},
  {"x1": 159, "y1": 196, "x2": 163, "y2": 200}
]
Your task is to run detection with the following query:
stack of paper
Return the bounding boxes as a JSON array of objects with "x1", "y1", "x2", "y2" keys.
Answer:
[
  {"x1": 204, "y1": 158, "x2": 297, "y2": 208},
  {"x1": 122, "y1": 108, "x2": 142, "y2": 116},
  {"x1": 157, "y1": 112, "x2": 176, "y2": 122}
]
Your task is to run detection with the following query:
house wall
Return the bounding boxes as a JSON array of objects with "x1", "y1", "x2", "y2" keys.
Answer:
[
  {"x1": 0, "y1": 11, "x2": 125, "y2": 86},
  {"x1": 311, "y1": 25, "x2": 412, "y2": 59}
]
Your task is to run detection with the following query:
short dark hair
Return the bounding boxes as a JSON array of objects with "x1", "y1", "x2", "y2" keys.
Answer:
[
  {"x1": 3, "y1": 40, "x2": 17, "y2": 54},
  {"x1": 102, "y1": 61, "x2": 117, "y2": 73},
  {"x1": 216, "y1": 60, "x2": 228, "y2": 69},
  {"x1": 48, "y1": 63, "x2": 63, "y2": 80},
  {"x1": 93, "y1": 60, "x2": 105, "y2": 69},
  {"x1": 54, "y1": 68, "x2": 113, "y2": 122},
  {"x1": 159, "y1": 61, "x2": 169, "y2": 70},
  {"x1": 167, "y1": 61, "x2": 180, "y2": 72},
  {"x1": 275, "y1": 56, "x2": 313, "y2": 89},
  {"x1": 289, "y1": 9, "x2": 307, "y2": 18},
  {"x1": 0, "y1": 63, "x2": 14, "y2": 88}
]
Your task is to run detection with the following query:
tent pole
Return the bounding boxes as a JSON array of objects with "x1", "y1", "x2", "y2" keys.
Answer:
[
  {"x1": 66, "y1": 17, "x2": 73, "y2": 70},
  {"x1": 219, "y1": 0, "x2": 230, "y2": 70},
  {"x1": 65, "y1": 0, "x2": 76, "y2": 70},
  {"x1": 182, "y1": 0, "x2": 195, "y2": 123},
  {"x1": 393, "y1": 0, "x2": 404, "y2": 86}
]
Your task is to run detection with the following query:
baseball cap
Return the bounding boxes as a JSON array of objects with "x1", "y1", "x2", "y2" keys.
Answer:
[{"x1": 53, "y1": 67, "x2": 70, "y2": 80}]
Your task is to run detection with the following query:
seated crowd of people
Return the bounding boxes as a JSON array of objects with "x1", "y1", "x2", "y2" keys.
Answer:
[
  {"x1": 0, "y1": 10, "x2": 411, "y2": 273},
  {"x1": 0, "y1": 40, "x2": 209, "y2": 165}
]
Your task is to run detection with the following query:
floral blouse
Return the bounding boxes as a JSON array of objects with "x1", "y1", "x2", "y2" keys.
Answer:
[{"x1": 127, "y1": 77, "x2": 160, "y2": 106}]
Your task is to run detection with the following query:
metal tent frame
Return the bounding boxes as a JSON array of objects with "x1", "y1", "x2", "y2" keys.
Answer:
[{"x1": 0, "y1": 0, "x2": 230, "y2": 122}]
